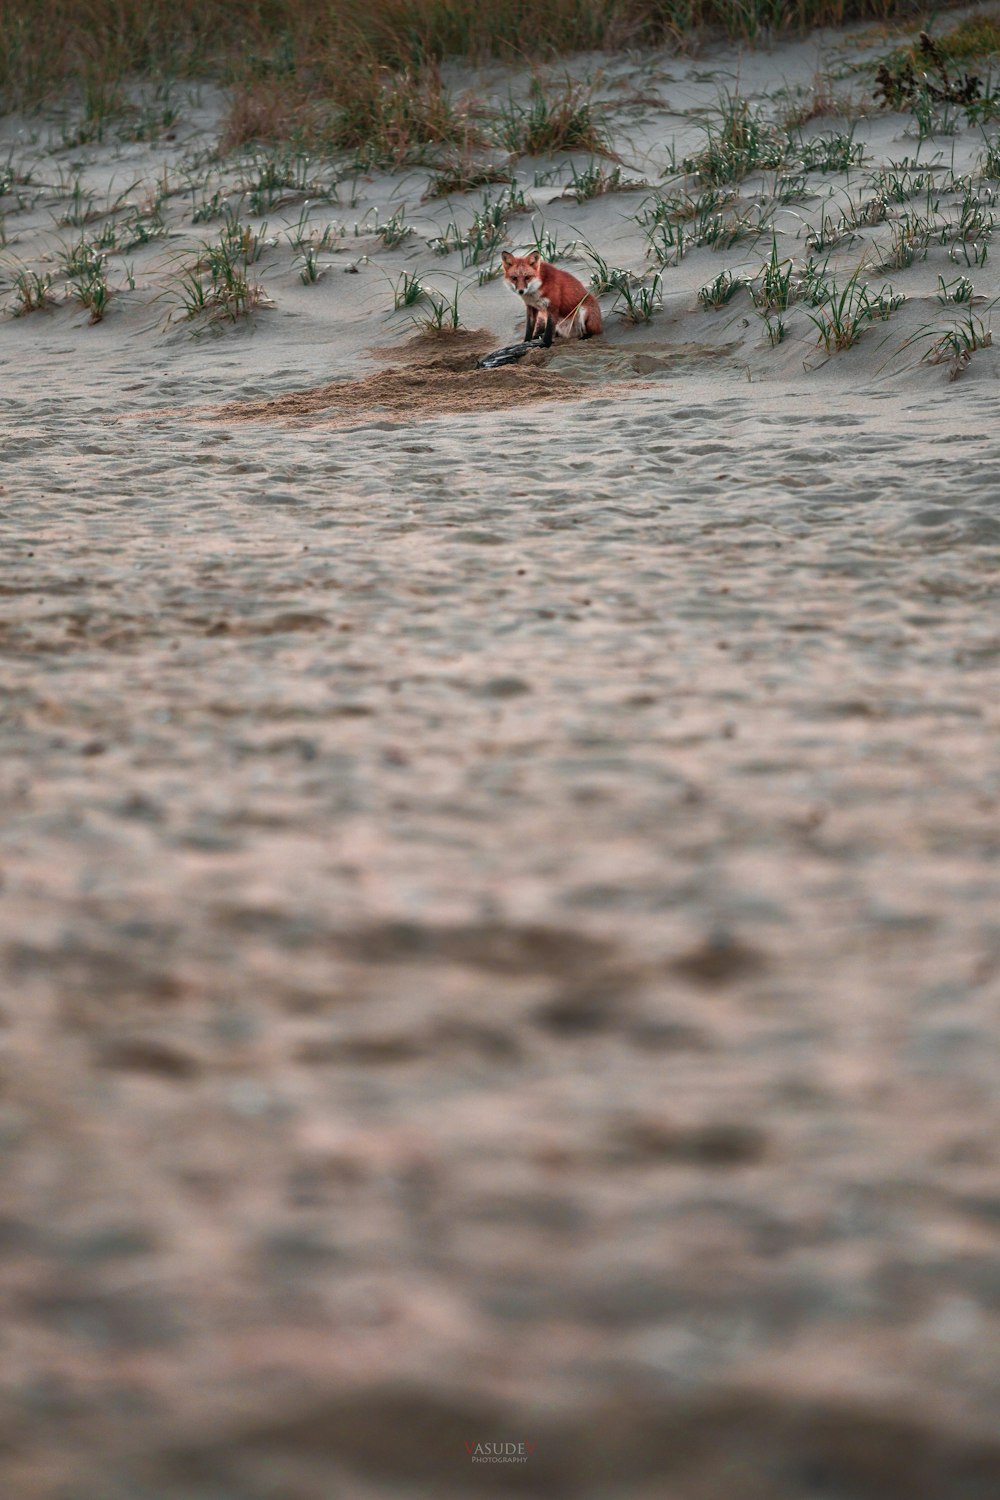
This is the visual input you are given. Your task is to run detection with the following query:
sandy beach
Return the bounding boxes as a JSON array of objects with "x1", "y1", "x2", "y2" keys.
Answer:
[{"x1": 2, "y1": 15, "x2": 1000, "y2": 1498}]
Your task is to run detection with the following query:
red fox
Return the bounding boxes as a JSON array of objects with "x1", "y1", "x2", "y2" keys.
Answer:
[{"x1": 500, "y1": 250, "x2": 602, "y2": 347}]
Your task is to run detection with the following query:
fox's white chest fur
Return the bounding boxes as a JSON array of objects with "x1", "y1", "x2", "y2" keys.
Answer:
[{"x1": 522, "y1": 278, "x2": 546, "y2": 309}]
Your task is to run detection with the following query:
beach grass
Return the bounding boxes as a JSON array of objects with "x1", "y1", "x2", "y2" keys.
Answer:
[
  {"x1": 613, "y1": 270, "x2": 663, "y2": 323},
  {"x1": 698, "y1": 269, "x2": 744, "y2": 307},
  {"x1": 1, "y1": 1, "x2": 986, "y2": 141},
  {"x1": 914, "y1": 306, "x2": 994, "y2": 376},
  {"x1": 9, "y1": 265, "x2": 54, "y2": 314},
  {"x1": 415, "y1": 281, "x2": 465, "y2": 331}
]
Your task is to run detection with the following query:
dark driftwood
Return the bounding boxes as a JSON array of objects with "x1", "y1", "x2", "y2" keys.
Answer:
[{"x1": 476, "y1": 338, "x2": 545, "y2": 369}]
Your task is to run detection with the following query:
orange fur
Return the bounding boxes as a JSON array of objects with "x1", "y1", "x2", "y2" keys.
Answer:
[{"x1": 500, "y1": 250, "x2": 602, "y2": 345}]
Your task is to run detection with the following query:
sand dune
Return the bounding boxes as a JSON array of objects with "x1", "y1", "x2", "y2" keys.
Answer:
[{"x1": 2, "y1": 17, "x2": 1000, "y2": 1500}]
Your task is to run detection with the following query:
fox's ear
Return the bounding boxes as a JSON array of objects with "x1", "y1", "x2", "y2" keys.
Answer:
[
  {"x1": 526, "y1": 251, "x2": 541, "y2": 267},
  {"x1": 500, "y1": 250, "x2": 514, "y2": 267}
]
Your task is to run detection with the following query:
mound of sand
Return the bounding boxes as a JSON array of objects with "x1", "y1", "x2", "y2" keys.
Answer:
[{"x1": 204, "y1": 329, "x2": 593, "y2": 426}]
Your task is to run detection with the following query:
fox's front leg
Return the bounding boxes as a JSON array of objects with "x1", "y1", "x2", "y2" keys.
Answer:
[
  {"x1": 524, "y1": 306, "x2": 537, "y2": 341},
  {"x1": 540, "y1": 311, "x2": 554, "y2": 348}
]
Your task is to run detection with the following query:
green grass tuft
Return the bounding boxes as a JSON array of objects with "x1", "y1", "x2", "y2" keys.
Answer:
[
  {"x1": 698, "y1": 270, "x2": 743, "y2": 308},
  {"x1": 415, "y1": 282, "x2": 464, "y2": 331},
  {"x1": 423, "y1": 157, "x2": 511, "y2": 199},
  {"x1": 682, "y1": 92, "x2": 786, "y2": 185},
  {"x1": 9, "y1": 265, "x2": 54, "y2": 315},
  {"x1": 614, "y1": 272, "x2": 662, "y2": 324},
  {"x1": 494, "y1": 78, "x2": 610, "y2": 157},
  {"x1": 923, "y1": 311, "x2": 992, "y2": 377}
]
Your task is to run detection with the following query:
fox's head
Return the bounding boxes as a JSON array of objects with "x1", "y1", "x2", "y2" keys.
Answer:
[{"x1": 501, "y1": 250, "x2": 543, "y2": 298}]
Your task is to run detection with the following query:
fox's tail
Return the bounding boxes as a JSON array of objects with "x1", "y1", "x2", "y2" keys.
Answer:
[{"x1": 557, "y1": 296, "x2": 601, "y2": 340}]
